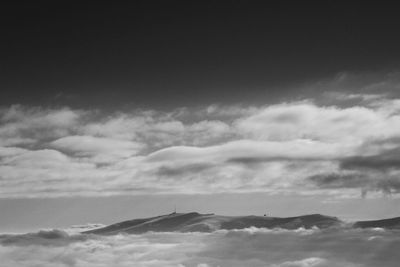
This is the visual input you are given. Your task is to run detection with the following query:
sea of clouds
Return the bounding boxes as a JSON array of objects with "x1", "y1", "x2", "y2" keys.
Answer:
[{"x1": 0, "y1": 227, "x2": 399, "y2": 267}]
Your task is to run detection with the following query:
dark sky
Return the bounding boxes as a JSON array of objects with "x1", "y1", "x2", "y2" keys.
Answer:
[{"x1": 2, "y1": 1, "x2": 400, "y2": 109}]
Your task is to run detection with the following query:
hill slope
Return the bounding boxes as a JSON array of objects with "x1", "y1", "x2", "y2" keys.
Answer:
[
  {"x1": 83, "y1": 212, "x2": 342, "y2": 235},
  {"x1": 354, "y1": 217, "x2": 400, "y2": 229}
]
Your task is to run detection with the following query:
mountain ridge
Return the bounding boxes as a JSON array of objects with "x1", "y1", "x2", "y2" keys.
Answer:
[
  {"x1": 354, "y1": 216, "x2": 400, "y2": 229},
  {"x1": 83, "y1": 212, "x2": 343, "y2": 235},
  {"x1": 83, "y1": 212, "x2": 400, "y2": 235}
]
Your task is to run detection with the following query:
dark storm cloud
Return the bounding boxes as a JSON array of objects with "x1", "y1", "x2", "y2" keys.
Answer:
[
  {"x1": 307, "y1": 173, "x2": 365, "y2": 189},
  {"x1": 227, "y1": 157, "x2": 276, "y2": 165},
  {"x1": 308, "y1": 172, "x2": 400, "y2": 195},
  {"x1": 341, "y1": 155, "x2": 400, "y2": 171},
  {"x1": 156, "y1": 163, "x2": 214, "y2": 177},
  {"x1": 340, "y1": 147, "x2": 400, "y2": 171},
  {"x1": 306, "y1": 138, "x2": 400, "y2": 194}
]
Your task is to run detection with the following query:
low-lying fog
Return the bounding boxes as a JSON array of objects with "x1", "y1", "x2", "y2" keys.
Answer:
[{"x1": 0, "y1": 227, "x2": 399, "y2": 267}]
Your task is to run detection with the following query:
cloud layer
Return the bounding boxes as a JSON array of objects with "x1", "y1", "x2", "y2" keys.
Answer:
[
  {"x1": 2, "y1": 84, "x2": 400, "y2": 197},
  {"x1": 0, "y1": 227, "x2": 399, "y2": 267}
]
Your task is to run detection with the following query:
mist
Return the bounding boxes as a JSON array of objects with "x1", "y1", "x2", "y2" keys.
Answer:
[{"x1": 0, "y1": 227, "x2": 399, "y2": 267}]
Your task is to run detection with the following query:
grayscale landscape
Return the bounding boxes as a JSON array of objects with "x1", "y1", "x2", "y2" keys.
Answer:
[
  {"x1": 2, "y1": 2, "x2": 400, "y2": 266},
  {"x1": 1, "y1": 212, "x2": 400, "y2": 266}
]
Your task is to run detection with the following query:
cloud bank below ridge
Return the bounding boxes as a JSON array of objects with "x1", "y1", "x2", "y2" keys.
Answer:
[{"x1": 0, "y1": 227, "x2": 399, "y2": 267}]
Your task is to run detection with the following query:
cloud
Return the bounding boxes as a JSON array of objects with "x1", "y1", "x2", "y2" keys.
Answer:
[
  {"x1": 0, "y1": 105, "x2": 84, "y2": 146},
  {"x1": 303, "y1": 139, "x2": 400, "y2": 196},
  {"x1": 308, "y1": 173, "x2": 366, "y2": 189},
  {"x1": 50, "y1": 135, "x2": 144, "y2": 163},
  {"x1": 2, "y1": 82, "x2": 400, "y2": 197},
  {"x1": 306, "y1": 144, "x2": 400, "y2": 195},
  {"x1": 272, "y1": 258, "x2": 329, "y2": 267},
  {"x1": 0, "y1": 229, "x2": 88, "y2": 246},
  {"x1": 0, "y1": 228, "x2": 399, "y2": 266},
  {"x1": 340, "y1": 150, "x2": 400, "y2": 171},
  {"x1": 235, "y1": 101, "x2": 400, "y2": 143},
  {"x1": 0, "y1": 146, "x2": 28, "y2": 158},
  {"x1": 155, "y1": 163, "x2": 215, "y2": 177},
  {"x1": 147, "y1": 139, "x2": 354, "y2": 163},
  {"x1": 307, "y1": 171, "x2": 400, "y2": 196}
]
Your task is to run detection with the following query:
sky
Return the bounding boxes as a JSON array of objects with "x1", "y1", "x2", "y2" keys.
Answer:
[{"x1": 1, "y1": 2, "x2": 400, "y2": 231}]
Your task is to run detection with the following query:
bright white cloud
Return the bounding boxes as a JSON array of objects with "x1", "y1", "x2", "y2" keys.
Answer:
[
  {"x1": 0, "y1": 227, "x2": 398, "y2": 267},
  {"x1": 147, "y1": 139, "x2": 356, "y2": 163},
  {"x1": 2, "y1": 90, "x2": 400, "y2": 197},
  {"x1": 235, "y1": 101, "x2": 400, "y2": 143}
]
